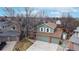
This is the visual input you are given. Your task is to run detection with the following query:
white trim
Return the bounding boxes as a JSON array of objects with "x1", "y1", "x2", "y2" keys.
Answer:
[
  {"x1": 49, "y1": 28, "x2": 51, "y2": 32},
  {"x1": 62, "y1": 33, "x2": 67, "y2": 40},
  {"x1": 45, "y1": 28, "x2": 50, "y2": 32},
  {"x1": 77, "y1": 33, "x2": 79, "y2": 37},
  {"x1": 45, "y1": 28, "x2": 47, "y2": 32},
  {"x1": 40, "y1": 27, "x2": 44, "y2": 32}
]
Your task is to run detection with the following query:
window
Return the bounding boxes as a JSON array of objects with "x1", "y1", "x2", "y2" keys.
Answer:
[
  {"x1": 45, "y1": 28, "x2": 50, "y2": 32},
  {"x1": 13, "y1": 27, "x2": 15, "y2": 30},
  {"x1": 11, "y1": 27, "x2": 16, "y2": 30},
  {"x1": 47, "y1": 28, "x2": 49, "y2": 32},
  {"x1": 40, "y1": 27, "x2": 44, "y2": 32},
  {"x1": 76, "y1": 32, "x2": 79, "y2": 37},
  {"x1": 3, "y1": 26, "x2": 5, "y2": 29}
]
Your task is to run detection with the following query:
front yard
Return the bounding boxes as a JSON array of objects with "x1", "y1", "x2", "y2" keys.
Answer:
[
  {"x1": 13, "y1": 37, "x2": 69, "y2": 51},
  {"x1": 13, "y1": 38, "x2": 33, "y2": 51}
]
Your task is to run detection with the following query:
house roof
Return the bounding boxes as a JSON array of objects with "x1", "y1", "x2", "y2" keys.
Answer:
[
  {"x1": 44, "y1": 22, "x2": 57, "y2": 29},
  {"x1": 74, "y1": 27, "x2": 79, "y2": 32},
  {"x1": 69, "y1": 33, "x2": 79, "y2": 44},
  {"x1": 0, "y1": 31, "x2": 20, "y2": 42},
  {"x1": 0, "y1": 31, "x2": 20, "y2": 37},
  {"x1": 0, "y1": 22, "x2": 8, "y2": 28},
  {"x1": 0, "y1": 20, "x2": 12, "y2": 30}
]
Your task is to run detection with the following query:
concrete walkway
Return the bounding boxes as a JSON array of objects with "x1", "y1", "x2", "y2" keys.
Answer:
[{"x1": 2, "y1": 41, "x2": 17, "y2": 51}]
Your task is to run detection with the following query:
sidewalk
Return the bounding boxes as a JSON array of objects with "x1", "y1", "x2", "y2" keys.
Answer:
[{"x1": 2, "y1": 41, "x2": 17, "y2": 51}]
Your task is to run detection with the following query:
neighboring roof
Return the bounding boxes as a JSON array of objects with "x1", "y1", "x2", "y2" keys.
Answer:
[
  {"x1": 43, "y1": 22, "x2": 57, "y2": 29},
  {"x1": 0, "y1": 20, "x2": 12, "y2": 31},
  {"x1": 0, "y1": 22, "x2": 8, "y2": 28},
  {"x1": 0, "y1": 31, "x2": 20, "y2": 42},
  {"x1": 69, "y1": 33, "x2": 79, "y2": 44},
  {"x1": 0, "y1": 31, "x2": 20, "y2": 37},
  {"x1": 27, "y1": 41, "x2": 63, "y2": 51},
  {"x1": 74, "y1": 27, "x2": 79, "y2": 32},
  {"x1": 56, "y1": 20, "x2": 61, "y2": 25}
]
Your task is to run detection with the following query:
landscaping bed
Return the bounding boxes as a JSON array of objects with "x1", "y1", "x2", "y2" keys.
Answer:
[{"x1": 13, "y1": 39, "x2": 33, "y2": 51}]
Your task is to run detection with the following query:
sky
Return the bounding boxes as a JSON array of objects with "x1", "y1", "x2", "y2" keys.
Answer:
[{"x1": 0, "y1": 7, "x2": 79, "y2": 18}]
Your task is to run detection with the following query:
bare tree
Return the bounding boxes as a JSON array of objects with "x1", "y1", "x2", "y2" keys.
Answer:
[
  {"x1": 19, "y1": 7, "x2": 35, "y2": 40},
  {"x1": 17, "y1": 8, "x2": 49, "y2": 40},
  {"x1": 3, "y1": 7, "x2": 15, "y2": 17},
  {"x1": 24, "y1": 7, "x2": 33, "y2": 37}
]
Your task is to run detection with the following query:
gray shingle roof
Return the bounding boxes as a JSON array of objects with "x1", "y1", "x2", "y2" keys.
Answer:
[
  {"x1": 45, "y1": 22, "x2": 57, "y2": 29},
  {"x1": 69, "y1": 33, "x2": 79, "y2": 44},
  {"x1": 0, "y1": 31, "x2": 20, "y2": 37},
  {"x1": 74, "y1": 27, "x2": 79, "y2": 32}
]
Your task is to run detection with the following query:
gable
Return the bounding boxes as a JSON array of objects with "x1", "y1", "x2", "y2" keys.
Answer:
[
  {"x1": 37, "y1": 23, "x2": 56, "y2": 30},
  {"x1": 36, "y1": 23, "x2": 55, "y2": 33}
]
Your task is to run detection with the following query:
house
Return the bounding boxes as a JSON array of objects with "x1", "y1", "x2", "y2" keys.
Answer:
[
  {"x1": 0, "y1": 19, "x2": 15, "y2": 32},
  {"x1": 10, "y1": 20, "x2": 21, "y2": 32},
  {"x1": 0, "y1": 19, "x2": 20, "y2": 43},
  {"x1": 36, "y1": 21, "x2": 63, "y2": 44},
  {"x1": 0, "y1": 17, "x2": 20, "y2": 50},
  {"x1": 68, "y1": 27, "x2": 79, "y2": 51},
  {"x1": 0, "y1": 30, "x2": 20, "y2": 42}
]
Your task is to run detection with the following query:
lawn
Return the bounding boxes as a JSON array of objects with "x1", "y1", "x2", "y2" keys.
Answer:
[{"x1": 13, "y1": 38, "x2": 33, "y2": 51}]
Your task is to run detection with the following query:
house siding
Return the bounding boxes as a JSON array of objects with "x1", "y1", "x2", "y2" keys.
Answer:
[
  {"x1": 36, "y1": 36, "x2": 48, "y2": 42},
  {"x1": 36, "y1": 35, "x2": 60, "y2": 44},
  {"x1": 37, "y1": 24, "x2": 54, "y2": 33},
  {"x1": 51, "y1": 37, "x2": 60, "y2": 44}
]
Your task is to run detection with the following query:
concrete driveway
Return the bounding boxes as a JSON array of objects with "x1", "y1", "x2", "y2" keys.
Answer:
[
  {"x1": 27, "y1": 41, "x2": 64, "y2": 51},
  {"x1": 2, "y1": 41, "x2": 17, "y2": 51}
]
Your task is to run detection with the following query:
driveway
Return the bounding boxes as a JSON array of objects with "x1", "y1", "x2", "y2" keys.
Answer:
[
  {"x1": 2, "y1": 41, "x2": 17, "y2": 51},
  {"x1": 27, "y1": 40, "x2": 64, "y2": 51}
]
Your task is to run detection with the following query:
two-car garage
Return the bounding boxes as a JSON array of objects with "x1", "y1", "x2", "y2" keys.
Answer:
[{"x1": 36, "y1": 36, "x2": 60, "y2": 44}]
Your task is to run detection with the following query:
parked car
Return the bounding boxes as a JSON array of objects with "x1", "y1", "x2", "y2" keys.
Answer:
[{"x1": 0, "y1": 42, "x2": 6, "y2": 50}]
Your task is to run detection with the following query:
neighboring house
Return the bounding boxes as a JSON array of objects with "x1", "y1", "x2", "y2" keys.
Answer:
[
  {"x1": 0, "y1": 21, "x2": 9, "y2": 32},
  {"x1": 0, "y1": 21, "x2": 12, "y2": 32},
  {"x1": 36, "y1": 22, "x2": 63, "y2": 44},
  {"x1": 0, "y1": 19, "x2": 20, "y2": 43},
  {"x1": 10, "y1": 20, "x2": 21, "y2": 32},
  {"x1": 0, "y1": 30, "x2": 20, "y2": 42},
  {"x1": 68, "y1": 27, "x2": 79, "y2": 51}
]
